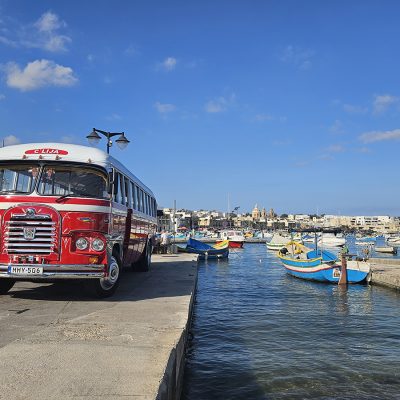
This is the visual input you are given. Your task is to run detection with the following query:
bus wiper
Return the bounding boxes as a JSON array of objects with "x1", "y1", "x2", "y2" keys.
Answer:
[
  {"x1": 56, "y1": 193, "x2": 93, "y2": 202},
  {"x1": 56, "y1": 193, "x2": 74, "y2": 202}
]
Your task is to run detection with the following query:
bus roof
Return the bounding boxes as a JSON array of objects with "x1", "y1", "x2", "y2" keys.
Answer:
[{"x1": 0, "y1": 142, "x2": 155, "y2": 197}]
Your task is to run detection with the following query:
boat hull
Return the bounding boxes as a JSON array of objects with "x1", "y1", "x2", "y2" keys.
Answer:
[
  {"x1": 267, "y1": 243, "x2": 287, "y2": 251},
  {"x1": 216, "y1": 240, "x2": 244, "y2": 248},
  {"x1": 179, "y1": 238, "x2": 229, "y2": 259},
  {"x1": 282, "y1": 261, "x2": 369, "y2": 283}
]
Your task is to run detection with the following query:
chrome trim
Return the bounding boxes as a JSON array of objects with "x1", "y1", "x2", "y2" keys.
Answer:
[
  {"x1": 11, "y1": 214, "x2": 51, "y2": 220},
  {"x1": 0, "y1": 263, "x2": 105, "y2": 279}
]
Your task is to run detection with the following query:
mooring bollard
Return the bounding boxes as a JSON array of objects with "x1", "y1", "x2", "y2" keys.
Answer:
[{"x1": 338, "y1": 253, "x2": 348, "y2": 285}]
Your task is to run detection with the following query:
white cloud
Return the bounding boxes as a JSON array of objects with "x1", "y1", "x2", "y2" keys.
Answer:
[
  {"x1": 106, "y1": 113, "x2": 122, "y2": 121},
  {"x1": 157, "y1": 57, "x2": 177, "y2": 71},
  {"x1": 124, "y1": 44, "x2": 139, "y2": 56},
  {"x1": 0, "y1": 11, "x2": 71, "y2": 52},
  {"x1": 325, "y1": 144, "x2": 345, "y2": 153},
  {"x1": 281, "y1": 45, "x2": 315, "y2": 70},
  {"x1": 87, "y1": 54, "x2": 94, "y2": 62},
  {"x1": 31, "y1": 11, "x2": 70, "y2": 52},
  {"x1": 35, "y1": 11, "x2": 65, "y2": 32},
  {"x1": 205, "y1": 94, "x2": 236, "y2": 113},
  {"x1": 254, "y1": 113, "x2": 274, "y2": 122},
  {"x1": 154, "y1": 102, "x2": 176, "y2": 114},
  {"x1": 373, "y1": 94, "x2": 398, "y2": 115},
  {"x1": 2, "y1": 135, "x2": 20, "y2": 146},
  {"x1": 61, "y1": 135, "x2": 78, "y2": 144},
  {"x1": 343, "y1": 104, "x2": 368, "y2": 114},
  {"x1": 329, "y1": 119, "x2": 344, "y2": 135},
  {"x1": 4, "y1": 59, "x2": 78, "y2": 91},
  {"x1": 359, "y1": 128, "x2": 400, "y2": 143}
]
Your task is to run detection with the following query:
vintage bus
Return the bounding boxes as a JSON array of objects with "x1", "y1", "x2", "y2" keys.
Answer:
[{"x1": 0, "y1": 143, "x2": 157, "y2": 297}]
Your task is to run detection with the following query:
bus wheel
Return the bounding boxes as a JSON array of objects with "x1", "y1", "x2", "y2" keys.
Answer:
[
  {"x1": 0, "y1": 279, "x2": 15, "y2": 294},
  {"x1": 90, "y1": 253, "x2": 121, "y2": 298},
  {"x1": 133, "y1": 241, "x2": 152, "y2": 272}
]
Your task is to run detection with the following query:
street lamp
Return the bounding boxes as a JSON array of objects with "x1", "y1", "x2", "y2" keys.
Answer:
[{"x1": 86, "y1": 128, "x2": 130, "y2": 154}]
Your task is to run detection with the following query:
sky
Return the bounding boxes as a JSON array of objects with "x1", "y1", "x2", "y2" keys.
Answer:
[{"x1": 0, "y1": 1, "x2": 400, "y2": 216}]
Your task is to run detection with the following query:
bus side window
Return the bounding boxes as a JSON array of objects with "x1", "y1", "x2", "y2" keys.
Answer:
[
  {"x1": 146, "y1": 194, "x2": 150, "y2": 216},
  {"x1": 139, "y1": 189, "x2": 144, "y2": 212},
  {"x1": 124, "y1": 177, "x2": 131, "y2": 208},
  {"x1": 131, "y1": 182, "x2": 137, "y2": 210},
  {"x1": 114, "y1": 172, "x2": 122, "y2": 204},
  {"x1": 119, "y1": 174, "x2": 126, "y2": 206},
  {"x1": 144, "y1": 193, "x2": 148, "y2": 215},
  {"x1": 126, "y1": 179, "x2": 133, "y2": 208}
]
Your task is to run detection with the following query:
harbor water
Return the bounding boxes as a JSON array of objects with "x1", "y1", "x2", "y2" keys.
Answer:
[{"x1": 182, "y1": 242, "x2": 400, "y2": 399}]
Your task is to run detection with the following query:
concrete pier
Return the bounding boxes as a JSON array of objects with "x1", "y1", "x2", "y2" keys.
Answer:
[
  {"x1": 369, "y1": 258, "x2": 400, "y2": 290},
  {"x1": 0, "y1": 253, "x2": 198, "y2": 400}
]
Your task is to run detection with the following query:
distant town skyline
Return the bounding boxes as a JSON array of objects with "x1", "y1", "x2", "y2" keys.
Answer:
[{"x1": 1, "y1": 1, "x2": 400, "y2": 215}]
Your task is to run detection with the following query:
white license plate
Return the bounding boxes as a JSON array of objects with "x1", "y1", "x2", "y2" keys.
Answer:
[{"x1": 8, "y1": 266, "x2": 43, "y2": 275}]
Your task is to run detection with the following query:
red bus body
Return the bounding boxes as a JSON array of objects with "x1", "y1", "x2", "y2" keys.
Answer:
[{"x1": 0, "y1": 143, "x2": 157, "y2": 296}]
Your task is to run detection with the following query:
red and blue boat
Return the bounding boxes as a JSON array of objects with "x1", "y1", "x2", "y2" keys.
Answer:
[
  {"x1": 278, "y1": 241, "x2": 370, "y2": 283},
  {"x1": 178, "y1": 238, "x2": 229, "y2": 260}
]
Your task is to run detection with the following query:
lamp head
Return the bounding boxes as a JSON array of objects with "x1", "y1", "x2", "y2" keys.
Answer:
[
  {"x1": 86, "y1": 129, "x2": 101, "y2": 146},
  {"x1": 115, "y1": 132, "x2": 130, "y2": 150}
]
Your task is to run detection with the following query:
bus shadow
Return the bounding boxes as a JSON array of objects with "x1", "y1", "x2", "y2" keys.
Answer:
[{"x1": 7, "y1": 260, "x2": 197, "y2": 302}]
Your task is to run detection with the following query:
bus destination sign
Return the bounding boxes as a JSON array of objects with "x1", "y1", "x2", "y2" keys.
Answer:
[{"x1": 25, "y1": 148, "x2": 69, "y2": 155}]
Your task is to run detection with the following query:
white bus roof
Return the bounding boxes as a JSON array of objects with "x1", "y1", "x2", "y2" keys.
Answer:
[{"x1": 0, "y1": 142, "x2": 155, "y2": 197}]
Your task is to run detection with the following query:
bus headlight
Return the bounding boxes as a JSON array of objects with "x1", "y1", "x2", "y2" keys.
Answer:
[
  {"x1": 92, "y1": 238, "x2": 105, "y2": 251},
  {"x1": 76, "y1": 237, "x2": 89, "y2": 250}
]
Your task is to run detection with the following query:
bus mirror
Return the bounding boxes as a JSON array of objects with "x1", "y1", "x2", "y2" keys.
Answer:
[{"x1": 108, "y1": 171, "x2": 114, "y2": 194}]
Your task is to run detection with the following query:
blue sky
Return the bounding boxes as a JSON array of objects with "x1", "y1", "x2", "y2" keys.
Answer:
[{"x1": 0, "y1": 1, "x2": 400, "y2": 215}]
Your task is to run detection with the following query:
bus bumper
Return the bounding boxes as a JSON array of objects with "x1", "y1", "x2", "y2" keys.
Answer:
[{"x1": 0, "y1": 264, "x2": 106, "y2": 279}]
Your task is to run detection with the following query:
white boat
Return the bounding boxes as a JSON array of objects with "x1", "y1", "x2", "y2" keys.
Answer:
[
  {"x1": 266, "y1": 234, "x2": 290, "y2": 250},
  {"x1": 387, "y1": 235, "x2": 400, "y2": 245},
  {"x1": 375, "y1": 246, "x2": 397, "y2": 254},
  {"x1": 218, "y1": 230, "x2": 245, "y2": 248},
  {"x1": 355, "y1": 241, "x2": 375, "y2": 246},
  {"x1": 318, "y1": 233, "x2": 346, "y2": 247}
]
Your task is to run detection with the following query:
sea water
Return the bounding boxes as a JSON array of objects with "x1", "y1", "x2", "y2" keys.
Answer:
[{"x1": 182, "y1": 243, "x2": 400, "y2": 399}]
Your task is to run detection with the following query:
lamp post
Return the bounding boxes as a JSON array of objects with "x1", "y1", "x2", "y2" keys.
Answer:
[{"x1": 86, "y1": 128, "x2": 130, "y2": 154}]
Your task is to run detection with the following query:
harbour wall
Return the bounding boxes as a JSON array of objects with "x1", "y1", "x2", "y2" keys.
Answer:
[{"x1": 369, "y1": 257, "x2": 400, "y2": 291}]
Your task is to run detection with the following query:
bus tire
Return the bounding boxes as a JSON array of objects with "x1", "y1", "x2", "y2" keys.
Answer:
[
  {"x1": 0, "y1": 279, "x2": 15, "y2": 294},
  {"x1": 89, "y1": 251, "x2": 121, "y2": 298},
  {"x1": 133, "y1": 240, "x2": 152, "y2": 272}
]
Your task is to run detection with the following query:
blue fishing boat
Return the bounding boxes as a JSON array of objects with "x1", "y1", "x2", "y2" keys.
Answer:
[
  {"x1": 278, "y1": 241, "x2": 370, "y2": 283},
  {"x1": 178, "y1": 238, "x2": 229, "y2": 260}
]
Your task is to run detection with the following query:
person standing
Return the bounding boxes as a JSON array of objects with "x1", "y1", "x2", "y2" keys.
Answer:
[{"x1": 160, "y1": 230, "x2": 170, "y2": 254}]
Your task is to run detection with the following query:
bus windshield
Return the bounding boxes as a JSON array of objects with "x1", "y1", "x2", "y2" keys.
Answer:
[
  {"x1": 0, "y1": 164, "x2": 39, "y2": 194},
  {"x1": 38, "y1": 165, "x2": 109, "y2": 199}
]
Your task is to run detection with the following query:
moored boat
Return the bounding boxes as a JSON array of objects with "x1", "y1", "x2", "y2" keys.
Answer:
[
  {"x1": 218, "y1": 230, "x2": 245, "y2": 248},
  {"x1": 387, "y1": 235, "x2": 400, "y2": 245},
  {"x1": 278, "y1": 241, "x2": 370, "y2": 283},
  {"x1": 178, "y1": 238, "x2": 229, "y2": 259},
  {"x1": 266, "y1": 233, "x2": 290, "y2": 251},
  {"x1": 318, "y1": 232, "x2": 346, "y2": 247},
  {"x1": 374, "y1": 246, "x2": 397, "y2": 254}
]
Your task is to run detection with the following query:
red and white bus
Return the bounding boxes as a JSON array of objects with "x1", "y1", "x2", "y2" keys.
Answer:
[{"x1": 0, "y1": 143, "x2": 157, "y2": 297}]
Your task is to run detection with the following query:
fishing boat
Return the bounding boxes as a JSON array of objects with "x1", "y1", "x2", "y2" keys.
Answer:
[
  {"x1": 266, "y1": 233, "x2": 290, "y2": 250},
  {"x1": 318, "y1": 232, "x2": 346, "y2": 247},
  {"x1": 355, "y1": 236, "x2": 376, "y2": 245},
  {"x1": 278, "y1": 241, "x2": 370, "y2": 283},
  {"x1": 387, "y1": 235, "x2": 400, "y2": 245},
  {"x1": 374, "y1": 246, "x2": 397, "y2": 254},
  {"x1": 178, "y1": 238, "x2": 229, "y2": 260},
  {"x1": 218, "y1": 230, "x2": 245, "y2": 248}
]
